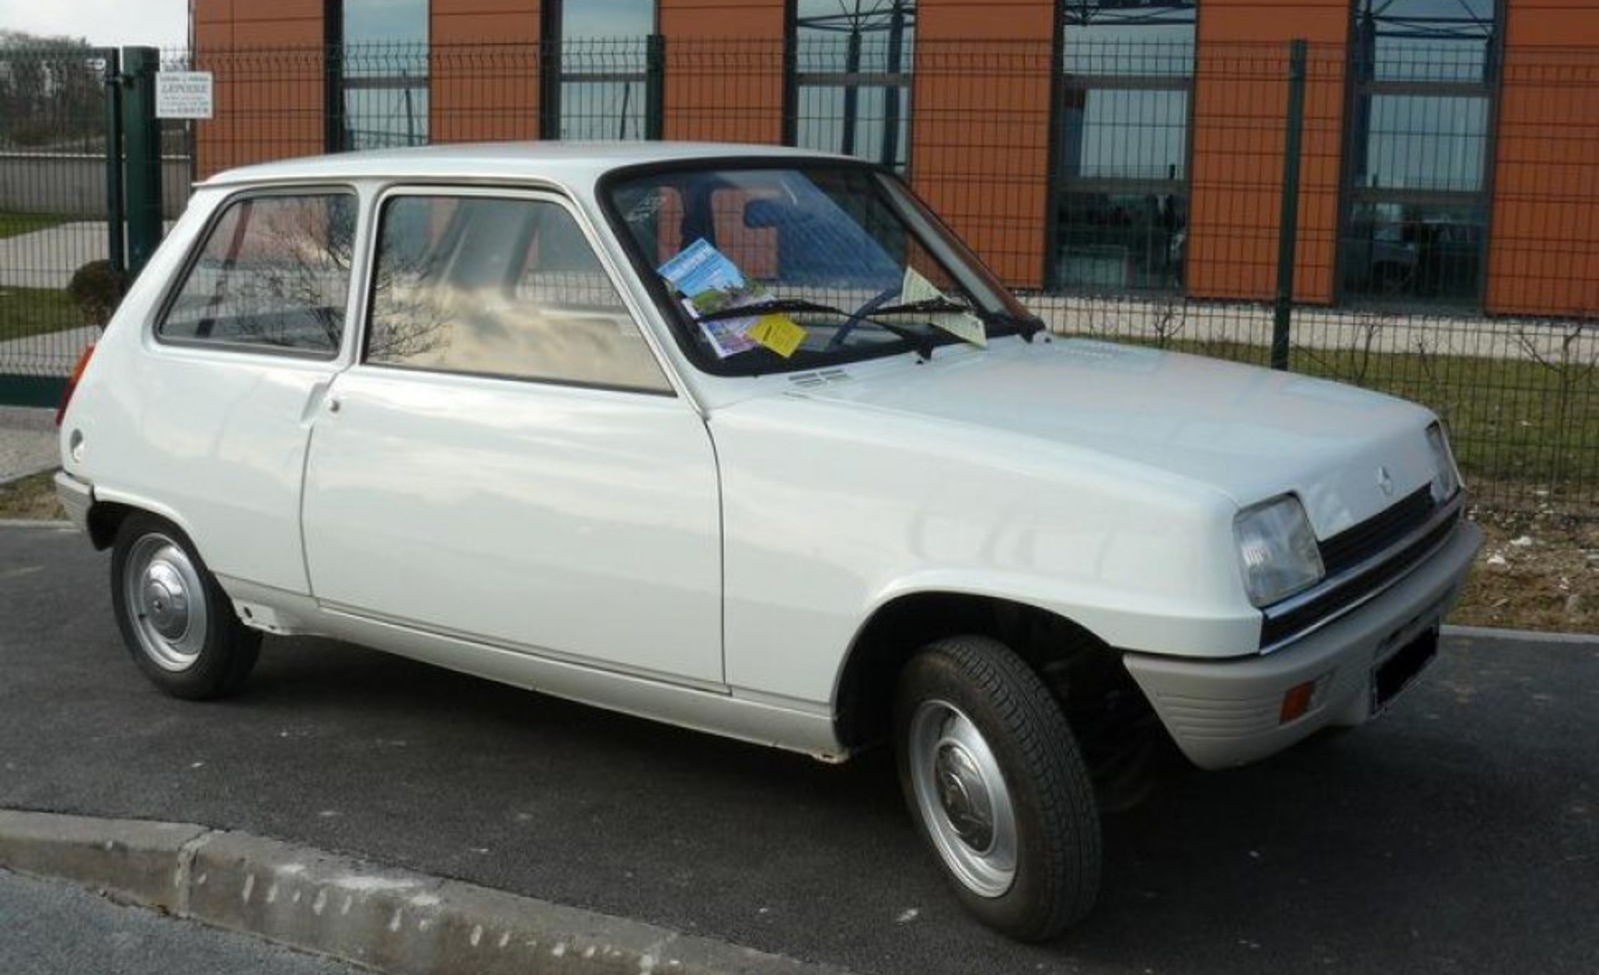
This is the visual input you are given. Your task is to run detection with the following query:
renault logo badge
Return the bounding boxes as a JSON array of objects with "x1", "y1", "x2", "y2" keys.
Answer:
[{"x1": 1376, "y1": 466, "x2": 1394, "y2": 497}]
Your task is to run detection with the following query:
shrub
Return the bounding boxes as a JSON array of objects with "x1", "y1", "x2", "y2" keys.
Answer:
[{"x1": 66, "y1": 259, "x2": 126, "y2": 327}]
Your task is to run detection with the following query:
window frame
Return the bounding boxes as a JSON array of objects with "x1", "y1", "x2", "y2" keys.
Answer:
[
  {"x1": 788, "y1": 0, "x2": 917, "y2": 172},
  {"x1": 1337, "y1": 0, "x2": 1504, "y2": 310},
  {"x1": 540, "y1": 0, "x2": 661, "y2": 142},
  {"x1": 1050, "y1": 0, "x2": 1198, "y2": 295},
  {"x1": 154, "y1": 185, "x2": 362, "y2": 361},
  {"x1": 327, "y1": 0, "x2": 431, "y2": 152},
  {"x1": 356, "y1": 184, "x2": 678, "y2": 397}
]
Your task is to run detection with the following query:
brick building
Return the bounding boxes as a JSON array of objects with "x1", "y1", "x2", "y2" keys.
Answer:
[{"x1": 190, "y1": 1, "x2": 1599, "y2": 318}]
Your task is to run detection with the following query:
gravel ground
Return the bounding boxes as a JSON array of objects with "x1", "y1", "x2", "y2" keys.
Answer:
[{"x1": 1455, "y1": 510, "x2": 1597, "y2": 633}]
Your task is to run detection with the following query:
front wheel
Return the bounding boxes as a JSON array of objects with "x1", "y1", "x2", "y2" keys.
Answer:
[
  {"x1": 110, "y1": 513, "x2": 261, "y2": 700},
  {"x1": 895, "y1": 635, "x2": 1101, "y2": 941}
]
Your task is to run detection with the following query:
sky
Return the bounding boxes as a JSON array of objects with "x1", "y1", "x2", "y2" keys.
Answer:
[{"x1": 0, "y1": 0, "x2": 188, "y2": 49}]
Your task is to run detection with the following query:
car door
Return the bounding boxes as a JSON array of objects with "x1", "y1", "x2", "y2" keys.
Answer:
[
  {"x1": 300, "y1": 188, "x2": 724, "y2": 685},
  {"x1": 123, "y1": 187, "x2": 359, "y2": 595}
]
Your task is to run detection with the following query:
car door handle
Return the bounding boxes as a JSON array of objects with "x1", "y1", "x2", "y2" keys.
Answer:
[{"x1": 327, "y1": 397, "x2": 341, "y2": 414}]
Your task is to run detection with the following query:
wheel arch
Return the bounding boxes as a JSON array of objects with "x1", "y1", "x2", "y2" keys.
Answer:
[
  {"x1": 84, "y1": 491, "x2": 198, "y2": 552},
  {"x1": 85, "y1": 499, "x2": 138, "y2": 550},
  {"x1": 832, "y1": 591, "x2": 1130, "y2": 751}
]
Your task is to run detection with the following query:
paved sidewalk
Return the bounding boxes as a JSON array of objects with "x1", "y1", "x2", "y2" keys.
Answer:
[
  {"x1": 0, "y1": 406, "x2": 56, "y2": 484},
  {"x1": 0, "y1": 221, "x2": 171, "y2": 290},
  {"x1": 0, "y1": 325, "x2": 98, "y2": 379},
  {"x1": 0, "y1": 222, "x2": 107, "y2": 290}
]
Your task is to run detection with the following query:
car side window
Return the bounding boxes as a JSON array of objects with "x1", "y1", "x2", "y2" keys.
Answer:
[
  {"x1": 365, "y1": 193, "x2": 671, "y2": 393},
  {"x1": 158, "y1": 192, "x2": 356, "y2": 354}
]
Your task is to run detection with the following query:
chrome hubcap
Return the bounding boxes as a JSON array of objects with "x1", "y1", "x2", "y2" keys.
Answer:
[
  {"x1": 908, "y1": 700, "x2": 1018, "y2": 898},
  {"x1": 141, "y1": 564, "x2": 190, "y2": 639},
  {"x1": 935, "y1": 742, "x2": 995, "y2": 850},
  {"x1": 123, "y1": 533, "x2": 209, "y2": 672}
]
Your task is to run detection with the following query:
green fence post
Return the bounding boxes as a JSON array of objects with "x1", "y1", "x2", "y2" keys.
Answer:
[
  {"x1": 645, "y1": 34, "x2": 666, "y2": 141},
  {"x1": 102, "y1": 48, "x2": 125, "y2": 282},
  {"x1": 1272, "y1": 39, "x2": 1308, "y2": 372},
  {"x1": 539, "y1": 37, "x2": 560, "y2": 141},
  {"x1": 120, "y1": 46, "x2": 163, "y2": 279}
]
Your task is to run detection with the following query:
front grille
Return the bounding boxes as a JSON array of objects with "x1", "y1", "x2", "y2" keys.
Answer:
[
  {"x1": 1260, "y1": 492, "x2": 1460, "y2": 650},
  {"x1": 1318, "y1": 486, "x2": 1436, "y2": 576}
]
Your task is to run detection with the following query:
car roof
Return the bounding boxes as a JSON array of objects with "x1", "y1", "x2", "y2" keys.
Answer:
[{"x1": 200, "y1": 141, "x2": 855, "y2": 188}]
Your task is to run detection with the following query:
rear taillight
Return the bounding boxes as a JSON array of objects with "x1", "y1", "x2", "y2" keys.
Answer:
[{"x1": 56, "y1": 343, "x2": 96, "y2": 427}]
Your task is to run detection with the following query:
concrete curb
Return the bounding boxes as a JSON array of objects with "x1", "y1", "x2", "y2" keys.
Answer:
[
  {"x1": 0, "y1": 810, "x2": 853, "y2": 975},
  {"x1": 1442, "y1": 623, "x2": 1599, "y2": 647}
]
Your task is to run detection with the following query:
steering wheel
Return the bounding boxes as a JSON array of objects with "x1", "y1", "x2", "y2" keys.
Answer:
[{"x1": 823, "y1": 284, "x2": 901, "y2": 352}]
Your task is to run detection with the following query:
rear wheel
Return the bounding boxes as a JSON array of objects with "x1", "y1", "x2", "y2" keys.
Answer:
[
  {"x1": 895, "y1": 635, "x2": 1101, "y2": 941},
  {"x1": 110, "y1": 513, "x2": 261, "y2": 699}
]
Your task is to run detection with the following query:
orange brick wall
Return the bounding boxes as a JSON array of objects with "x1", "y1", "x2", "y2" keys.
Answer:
[
  {"x1": 1488, "y1": 4, "x2": 1599, "y2": 316},
  {"x1": 661, "y1": 0, "x2": 786, "y2": 144},
  {"x1": 910, "y1": 0, "x2": 1056, "y2": 288},
  {"x1": 194, "y1": 0, "x2": 326, "y2": 178},
  {"x1": 430, "y1": 0, "x2": 542, "y2": 143},
  {"x1": 1186, "y1": 1, "x2": 1348, "y2": 305}
]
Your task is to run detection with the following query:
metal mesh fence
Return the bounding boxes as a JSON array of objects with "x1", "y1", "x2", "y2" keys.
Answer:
[
  {"x1": 0, "y1": 36, "x2": 1593, "y2": 519},
  {"x1": 0, "y1": 45, "x2": 118, "y2": 380}
]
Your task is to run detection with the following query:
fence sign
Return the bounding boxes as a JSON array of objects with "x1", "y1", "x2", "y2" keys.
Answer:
[{"x1": 156, "y1": 71, "x2": 213, "y2": 119}]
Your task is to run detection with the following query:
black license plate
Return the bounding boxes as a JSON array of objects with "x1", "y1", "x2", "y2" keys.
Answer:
[{"x1": 1373, "y1": 626, "x2": 1440, "y2": 711}]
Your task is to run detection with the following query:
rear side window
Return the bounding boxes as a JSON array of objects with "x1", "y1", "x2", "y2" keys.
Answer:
[
  {"x1": 158, "y1": 192, "x2": 356, "y2": 355},
  {"x1": 365, "y1": 193, "x2": 670, "y2": 393}
]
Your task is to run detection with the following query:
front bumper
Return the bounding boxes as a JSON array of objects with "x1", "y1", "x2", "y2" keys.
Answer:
[
  {"x1": 1122, "y1": 519, "x2": 1481, "y2": 770},
  {"x1": 53, "y1": 470, "x2": 92, "y2": 533}
]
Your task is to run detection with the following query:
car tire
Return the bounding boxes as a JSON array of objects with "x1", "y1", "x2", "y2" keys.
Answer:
[
  {"x1": 110, "y1": 513, "x2": 261, "y2": 700},
  {"x1": 894, "y1": 635, "x2": 1101, "y2": 941}
]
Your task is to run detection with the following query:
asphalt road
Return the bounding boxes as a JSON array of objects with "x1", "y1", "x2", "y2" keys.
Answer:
[
  {"x1": 2, "y1": 522, "x2": 1595, "y2": 975},
  {"x1": 0, "y1": 868, "x2": 365, "y2": 975}
]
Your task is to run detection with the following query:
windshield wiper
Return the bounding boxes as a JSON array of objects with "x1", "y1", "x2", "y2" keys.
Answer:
[
  {"x1": 869, "y1": 298, "x2": 1047, "y2": 343},
  {"x1": 987, "y1": 312, "x2": 1048, "y2": 342},
  {"x1": 692, "y1": 298, "x2": 842, "y2": 323},
  {"x1": 691, "y1": 298, "x2": 937, "y2": 362},
  {"x1": 867, "y1": 296, "x2": 975, "y2": 317}
]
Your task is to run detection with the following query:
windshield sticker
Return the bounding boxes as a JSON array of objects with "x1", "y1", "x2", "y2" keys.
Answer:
[
  {"x1": 659, "y1": 238, "x2": 808, "y2": 359},
  {"x1": 902, "y1": 266, "x2": 986, "y2": 348},
  {"x1": 747, "y1": 313, "x2": 807, "y2": 358}
]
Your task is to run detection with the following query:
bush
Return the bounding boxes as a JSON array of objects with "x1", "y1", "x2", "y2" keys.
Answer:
[{"x1": 65, "y1": 259, "x2": 126, "y2": 327}]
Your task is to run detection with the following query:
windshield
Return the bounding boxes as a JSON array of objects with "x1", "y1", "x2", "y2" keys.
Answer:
[{"x1": 602, "y1": 163, "x2": 1039, "y2": 375}]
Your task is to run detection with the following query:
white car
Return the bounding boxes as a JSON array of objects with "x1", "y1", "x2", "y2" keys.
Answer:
[{"x1": 54, "y1": 143, "x2": 1480, "y2": 941}]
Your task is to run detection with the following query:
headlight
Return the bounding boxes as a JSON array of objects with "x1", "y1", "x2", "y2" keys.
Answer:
[
  {"x1": 1426, "y1": 422, "x2": 1461, "y2": 503},
  {"x1": 1234, "y1": 495, "x2": 1324, "y2": 607}
]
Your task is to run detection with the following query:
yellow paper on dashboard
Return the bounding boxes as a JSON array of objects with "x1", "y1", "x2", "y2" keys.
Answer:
[{"x1": 748, "y1": 314, "x2": 807, "y2": 358}]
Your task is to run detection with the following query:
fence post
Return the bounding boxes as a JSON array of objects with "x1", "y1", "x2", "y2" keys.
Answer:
[
  {"x1": 120, "y1": 46, "x2": 163, "y2": 279},
  {"x1": 539, "y1": 37, "x2": 561, "y2": 141},
  {"x1": 1272, "y1": 39, "x2": 1308, "y2": 372},
  {"x1": 645, "y1": 34, "x2": 666, "y2": 141},
  {"x1": 102, "y1": 48, "x2": 125, "y2": 282}
]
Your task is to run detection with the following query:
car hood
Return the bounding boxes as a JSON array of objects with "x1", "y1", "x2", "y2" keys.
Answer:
[{"x1": 779, "y1": 337, "x2": 1440, "y2": 538}]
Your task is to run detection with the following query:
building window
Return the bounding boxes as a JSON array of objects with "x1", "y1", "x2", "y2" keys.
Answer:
[
  {"x1": 544, "y1": 0, "x2": 658, "y2": 141},
  {"x1": 792, "y1": 1, "x2": 915, "y2": 171},
  {"x1": 1055, "y1": 0, "x2": 1195, "y2": 293},
  {"x1": 336, "y1": 0, "x2": 430, "y2": 150},
  {"x1": 1341, "y1": 0, "x2": 1499, "y2": 306}
]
